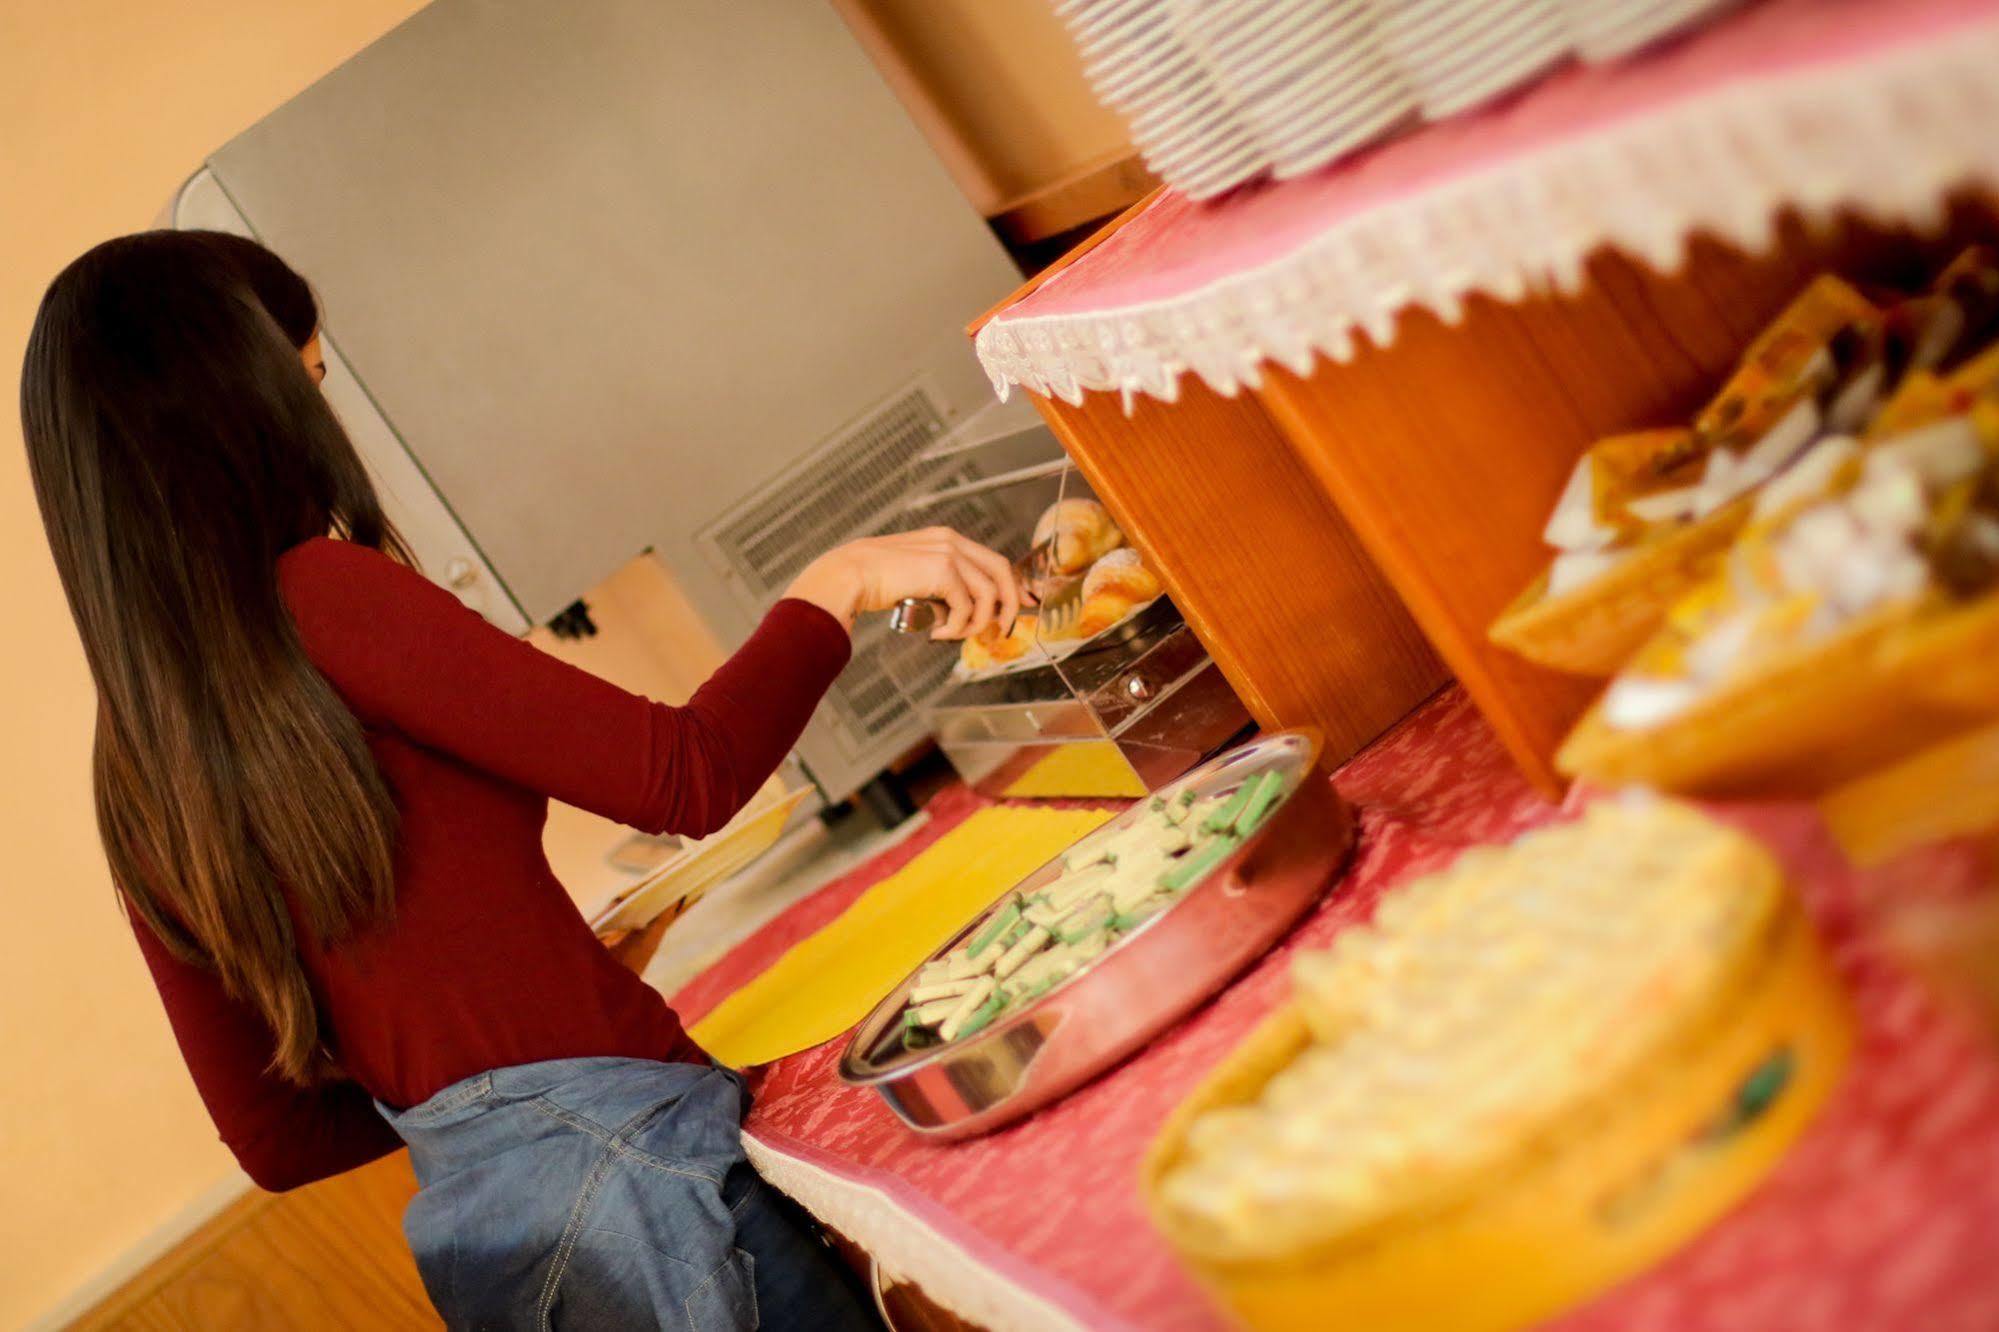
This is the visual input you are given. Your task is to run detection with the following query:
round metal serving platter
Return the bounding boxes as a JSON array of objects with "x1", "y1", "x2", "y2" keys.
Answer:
[{"x1": 838, "y1": 730, "x2": 1357, "y2": 1139}]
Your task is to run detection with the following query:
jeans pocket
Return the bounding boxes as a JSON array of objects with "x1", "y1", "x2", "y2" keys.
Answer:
[{"x1": 683, "y1": 1248, "x2": 757, "y2": 1331}]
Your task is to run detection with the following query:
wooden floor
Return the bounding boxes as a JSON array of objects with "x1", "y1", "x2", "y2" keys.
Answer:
[
  {"x1": 67, "y1": 1147, "x2": 991, "y2": 1331},
  {"x1": 73, "y1": 1154, "x2": 438, "y2": 1331}
]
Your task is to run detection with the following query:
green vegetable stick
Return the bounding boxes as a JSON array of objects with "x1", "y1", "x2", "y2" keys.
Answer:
[
  {"x1": 1161, "y1": 832, "x2": 1240, "y2": 893},
  {"x1": 968, "y1": 898, "x2": 1021, "y2": 958},
  {"x1": 1233, "y1": 770, "x2": 1287, "y2": 835},
  {"x1": 1203, "y1": 782, "x2": 1257, "y2": 834},
  {"x1": 953, "y1": 993, "x2": 1008, "y2": 1039}
]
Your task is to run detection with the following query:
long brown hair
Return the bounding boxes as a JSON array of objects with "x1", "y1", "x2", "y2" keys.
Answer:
[{"x1": 21, "y1": 231, "x2": 413, "y2": 1082}]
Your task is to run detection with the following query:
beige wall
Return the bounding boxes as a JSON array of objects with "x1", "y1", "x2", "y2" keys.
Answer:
[{"x1": 0, "y1": 4, "x2": 432, "y2": 1324}]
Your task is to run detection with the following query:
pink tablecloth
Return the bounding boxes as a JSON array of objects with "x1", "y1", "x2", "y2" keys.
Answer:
[
  {"x1": 673, "y1": 689, "x2": 1999, "y2": 1331},
  {"x1": 974, "y1": 0, "x2": 1999, "y2": 406}
]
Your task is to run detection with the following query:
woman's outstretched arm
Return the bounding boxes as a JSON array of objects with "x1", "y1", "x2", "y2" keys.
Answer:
[{"x1": 276, "y1": 530, "x2": 1017, "y2": 838}]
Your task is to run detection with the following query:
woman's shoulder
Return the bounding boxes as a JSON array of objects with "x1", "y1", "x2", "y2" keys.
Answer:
[{"x1": 278, "y1": 537, "x2": 441, "y2": 633}]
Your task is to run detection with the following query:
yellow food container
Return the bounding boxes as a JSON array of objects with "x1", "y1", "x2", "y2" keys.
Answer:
[{"x1": 1142, "y1": 888, "x2": 1851, "y2": 1332}]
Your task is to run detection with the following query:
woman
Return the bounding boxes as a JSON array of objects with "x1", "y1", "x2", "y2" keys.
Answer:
[{"x1": 21, "y1": 231, "x2": 1021, "y2": 1328}]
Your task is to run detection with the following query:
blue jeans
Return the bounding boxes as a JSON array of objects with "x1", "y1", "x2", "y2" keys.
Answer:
[{"x1": 378, "y1": 1057, "x2": 878, "y2": 1330}]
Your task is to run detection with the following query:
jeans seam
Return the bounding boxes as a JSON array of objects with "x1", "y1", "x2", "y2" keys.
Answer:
[
  {"x1": 681, "y1": 1252, "x2": 755, "y2": 1332},
  {"x1": 739, "y1": 1249, "x2": 758, "y2": 1328},
  {"x1": 571, "y1": 1224, "x2": 697, "y2": 1271},
  {"x1": 398, "y1": 1073, "x2": 493, "y2": 1122},
  {"x1": 535, "y1": 1144, "x2": 618, "y2": 1331},
  {"x1": 527, "y1": 1096, "x2": 723, "y2": 1185}
]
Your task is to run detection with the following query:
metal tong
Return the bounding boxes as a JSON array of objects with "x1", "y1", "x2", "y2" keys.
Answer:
[{"x1": 888, "y1": 537, "x2": 1083, "y2": 636}]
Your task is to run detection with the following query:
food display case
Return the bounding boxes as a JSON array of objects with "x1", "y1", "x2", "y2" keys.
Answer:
[{"x1": 882, "y1": 460, "x2": 1254, "y2": 801}]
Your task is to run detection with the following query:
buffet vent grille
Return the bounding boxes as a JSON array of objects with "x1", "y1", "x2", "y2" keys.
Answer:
[{"x1": 703, "y1": 386, "x2": 1014, "y2": 749}]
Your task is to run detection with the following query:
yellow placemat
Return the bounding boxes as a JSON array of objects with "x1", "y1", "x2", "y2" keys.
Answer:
[
  {"x1": 690, "y1": 804, "x2": 1115, "y2": 1067},
  {"x1": 1003, "y1": 744, "x2": 1149, "y2": 800}
]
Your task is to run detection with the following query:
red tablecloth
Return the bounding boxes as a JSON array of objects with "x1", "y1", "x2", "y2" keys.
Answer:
[{"x1": 673, "y1": 690, "x2": 1999, "y2": 1331}]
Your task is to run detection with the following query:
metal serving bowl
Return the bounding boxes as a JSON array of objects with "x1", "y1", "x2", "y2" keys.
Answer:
[{"x1": 838, "y1": 730, "x2": 1357, "y2": 1139}]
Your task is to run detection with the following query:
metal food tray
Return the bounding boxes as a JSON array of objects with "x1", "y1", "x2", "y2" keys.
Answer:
[
  {"x1": 837, "y1": 731, "x2": 1357, "y2": 1139},
  {"x1": 916, "y1": 597, "x2": 1254, "y2": 797}
]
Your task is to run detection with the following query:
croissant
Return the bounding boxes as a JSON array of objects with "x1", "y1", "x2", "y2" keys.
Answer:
[
  {"x1": 960, "y1": 613, "x2": 1039, "y2": 674},
  {"x1": 1083, "y1": 547, "x2": 1161, "y2": 602},
  {"x1": 1033, "y1": 499, "x2": 1124, "y2": 576}
]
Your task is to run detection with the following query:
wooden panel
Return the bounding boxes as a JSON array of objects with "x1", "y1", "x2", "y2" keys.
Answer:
[
  {"x1": 827, "y1": 0, "x2": 1134, "y2": 218},
  {"x1": 75, "y1": 1154, "x2": 436, "y2": 1332},
  {"x1": 1031, "y1": 382, "x2": 1447, "y2": 763},
  {"x1": 1257, "y1": 210, "x2": 1996, "y2": 791},
  {"x1": 988, "y1": 150, "x2": 1159, "y2": 248}
]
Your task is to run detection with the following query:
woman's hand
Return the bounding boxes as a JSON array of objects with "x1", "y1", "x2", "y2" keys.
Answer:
[{"x1": 785, "y1": 528, "x2": 1023, "y2": 640}]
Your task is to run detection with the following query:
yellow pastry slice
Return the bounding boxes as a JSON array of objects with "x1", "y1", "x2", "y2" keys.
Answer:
[{"x1": 1558, "y1": 414, "x2": 1999, "y2": 796}]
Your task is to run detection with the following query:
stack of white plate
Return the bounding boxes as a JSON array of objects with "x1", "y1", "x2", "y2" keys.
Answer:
[
  {"x1": 1062, "y1": 0, "x2": 1268, "y2": 199},
  {"x1": 1556, "y1": 0, "x2": 1745, "y2": 62},
  {"x1": 1370, "y1": 0, "x2": 1569, "y2": 119},
  {"x1": 1185, "y1": 0, "x2": 1416, "y2": 180},
  {"x1": 1056, "y1": 0, "x2": 1756, "y2": 200}
]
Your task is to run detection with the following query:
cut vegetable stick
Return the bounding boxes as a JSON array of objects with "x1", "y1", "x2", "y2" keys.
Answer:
[
  {"x1": 1113, "y1": 870, "x2": 1164, "y2": 912},
  {"x1": 910, "y1": 977, "x2": 977, "y2": 1003},
  {"x1": 1204, "y1": 782, "x2": 1257, "y2": 834},
  {"x1": 1006, "y1": 947, "x2": 1068, "y2": 991},
  {"x1": 1047, "y1": 864, "x2": 1116, "y2": 911},
  {"x1": 968, "y1": 898, "x2": 1021, "y2": 958},
  {"x1": 910, "y1": 995, "x2": 963, "y2": 1025},
  {"x1": 1068, "y1": 929, "x2": 1111, "y2": 960},
  {"x1": 939, "y1": 977, "x2": 997, "y2": 1041},
  {"x1": 1113, "y1": 894, "x2": 1172, "y2": 932},
  {"x1": 954, "y1": 992, "x2": 1008, "y2": 1039},
  {"x1": 1055, "y1": 893, "x2": 1115, "y2": 943},
  {"x1": 995, "y1": 924, "x2": 1053, "y2": 980},
  {"x1": 1162, "y1": 833, "x2": 1240, "y2": 892},
  {"x1": 1234, "y1": 770, "x2": 1288, "y2": 835}
]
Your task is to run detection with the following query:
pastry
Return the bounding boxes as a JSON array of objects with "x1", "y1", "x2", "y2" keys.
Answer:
[
  {"x1": 1150, "y1": 799, "x2": 1794, "y2": 1263},
  {"x1": 1558, "y1": 401, "x2": 1999, "y2": 795},
  {"x1": 1082, "y1": 546, "x2": 1162, "y2": 603},
  {"x1": 1072, "y1": 548, "x2": 1164, "y2": 637},
  {"x1": 958, "y1": 612, "x2": 1039, "y2": 674},
  {"x1": 1032, "y1": 498, "x2": 1124, "y2": 575},
  {"x1": 1695, "y1": 274, "x2": 1884, "y2": 444},
  {"x1": 1495, "y1": 273, "x2": 1908, "y2": 676},
  {"x1": 1491, "y1": 428, "x2": 1755, "y2": 675}
]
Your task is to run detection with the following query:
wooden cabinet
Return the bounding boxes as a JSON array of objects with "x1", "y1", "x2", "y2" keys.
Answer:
[{"x1": 980, "y1": 204, "x2": 1999, "y2": 791}]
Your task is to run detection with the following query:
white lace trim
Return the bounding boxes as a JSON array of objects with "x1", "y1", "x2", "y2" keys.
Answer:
[
  {"x1": 740, "y1": 1134, "x2": 1099, "y2": 1332},
  {"x1": 974, "y1": 20, "x2": 1999, "y2": 409}
]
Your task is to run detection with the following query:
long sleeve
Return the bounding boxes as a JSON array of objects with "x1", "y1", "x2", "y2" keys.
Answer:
[
  {"x1": 277, "y1": 538, "x2": 852, "y2": 838},
  {"x1": 126, "y1": 904, "x2": 404, "y2": 1192}
]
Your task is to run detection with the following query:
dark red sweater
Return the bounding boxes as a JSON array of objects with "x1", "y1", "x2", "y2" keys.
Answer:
[{"x1": 128, "y1": 537, "x2": 851, "y2": 1190}]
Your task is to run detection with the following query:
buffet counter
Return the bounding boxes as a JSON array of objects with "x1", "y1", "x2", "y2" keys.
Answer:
[{"x1": 669, "y1": 689, "x2": 1999, "y2": 1332}]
